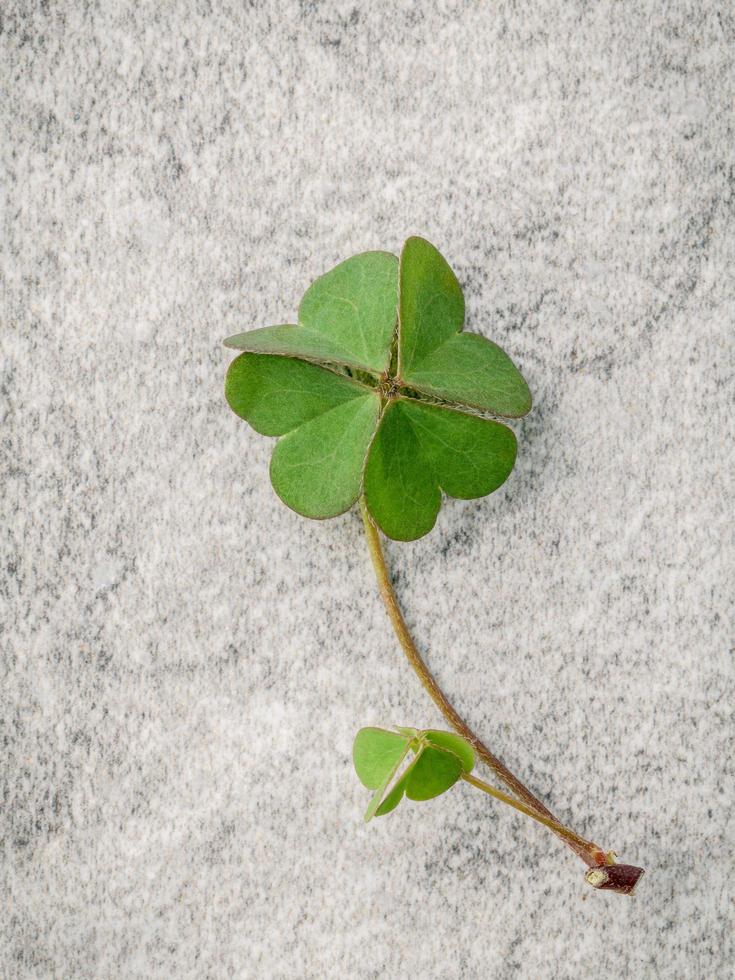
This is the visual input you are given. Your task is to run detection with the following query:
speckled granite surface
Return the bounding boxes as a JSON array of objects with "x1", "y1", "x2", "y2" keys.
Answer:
[{"x1": 2, "y1": 2, "x2": 734, "y2": 977}]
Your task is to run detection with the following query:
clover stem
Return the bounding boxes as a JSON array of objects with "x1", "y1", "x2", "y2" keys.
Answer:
[
  {"x1": 461, "y1": 773, "x2": 643, "y2": 893},
  {"x1": 359, "y1": 498, "x2": 644, "y2": 893},
  {"x1": 461, "y1": 772, "x2": 590, "y2": 841}
]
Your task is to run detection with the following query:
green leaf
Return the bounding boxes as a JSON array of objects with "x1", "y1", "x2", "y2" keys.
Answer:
[
  {"x1": 376, "y1": 734, "x2": 472, "y2": 812},
  {"x1": 224, "y1": 238, "x2": 531, "y2": 540},
  {"x1": 398, "y1": 237, "x2": 531, "y2": 418},
  {"x1": 355, "y1": 727, "x2": 474, "y2": 820},
  {"x1": 299, "y1": 250, "x2": 399, "y2": 373},
  {"x1": 224, "y1": 251, "x2": 398, "y2": 373},
  {"x1": 423, "y1": 731, "x2": 475, "y2": 773},
  {"x1": 271, "y1": 393, "x2": 380, "y2": 518},
  {"x1": 364, "y1": 397, "x2": 517, "y2": 540},
  {"x1": 394, "y1": 726, "x2": 419, "y2": 739},
  {"x1": 363, "y1": 746, "x2": 414, "y2": 823},
  {"x1": 225, "y1": 352, "x2": 372, "y2": 436},
  {"x1": 405, "y1": 745, "x2": 463, "y2": 801},
  {"x1": 223, "y1": 324, "x2": 361, "y2": 370},
  {"x1": 374, "y1": 770, "x2": 410, "y2": 816},
  {"x1": 353, "y1": 728, "x2": 411, "y2": 789},
  {"x1": 402, "y1": 334, "x2": 532, "y2": 419},
  {"x1": 398, "y1": 236, "x2": 464, "y2": 373},
  {"x1": 363, "y1": 399, "x2": 439, "y2": 541}
]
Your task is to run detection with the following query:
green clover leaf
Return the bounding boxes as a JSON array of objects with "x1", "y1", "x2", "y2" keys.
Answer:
[
  {"x1": 352, "y1": 726, "x2": 475, "y2": 822},
  {"x1": 224, "y1": 237, "x2": 531, "y2": 540}
]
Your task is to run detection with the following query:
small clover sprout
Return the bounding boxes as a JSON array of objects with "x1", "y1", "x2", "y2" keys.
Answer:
[{"x1": 352, "y1": 727, "x2": 475, "y2": 822}]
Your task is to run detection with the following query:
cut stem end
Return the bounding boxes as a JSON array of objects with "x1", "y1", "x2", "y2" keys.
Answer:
[{"x1": 585, "y1": 864, "x2": 645, "y2": 896}]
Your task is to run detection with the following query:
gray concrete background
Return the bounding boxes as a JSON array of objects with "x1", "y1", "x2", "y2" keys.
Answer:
[{"x1": 3, "y1": 2, "x2": 733, "y2": 977}]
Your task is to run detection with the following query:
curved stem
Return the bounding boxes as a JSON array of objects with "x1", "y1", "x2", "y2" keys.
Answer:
[
  {"x1": 462, "y1": 772, "x2": 644, "y2": 894},
  {"x1": 359, "y1": 497, "x2": 607, "y2": 868},
  {"x1": 462, "y1": 772, "x2": 592, "y2": 840}
]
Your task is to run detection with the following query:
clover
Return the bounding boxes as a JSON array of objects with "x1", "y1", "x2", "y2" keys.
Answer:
[
  {"x1": 223, "y1": 236, "x2": 644, "y2": 895},
  {"x1": 353, "y1": 727, "x2": 476, "y2": 822},
  {"x1": 224, "y1": 237, "x2": 530, "y2": 541}
]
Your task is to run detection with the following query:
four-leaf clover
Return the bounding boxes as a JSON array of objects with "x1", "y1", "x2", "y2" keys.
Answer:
[{"x1": 224, "y1": 237, "x2": 531, "y2": 541}]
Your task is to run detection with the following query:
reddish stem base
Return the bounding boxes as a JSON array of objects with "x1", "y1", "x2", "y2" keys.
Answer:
[{"x1": 585, "y1": 864, "x2": 645, "y2": 895}]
